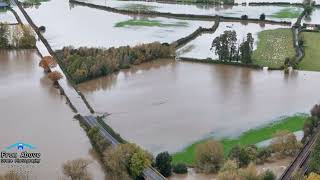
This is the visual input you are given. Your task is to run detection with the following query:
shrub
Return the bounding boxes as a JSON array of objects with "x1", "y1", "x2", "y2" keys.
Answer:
[
  {"x1": 262, "y1": 170, "x2": 276, "y2": 180},
  {"x1": 308, "y1": 138, "x2": 320, "y2": 174},
  {"x1": 241, "y1": 15, "x2": 248, "y2": 20},
  {"x1": 195, "y1": 139, "x2": 224, "y2": 173},
  {"x1": 155, "y1": 151, "x2": 172, "y2": 177},
  {"x1": 305, "y1": 172, "x2": 320, "y2": 180},
  {"x1": 239, "y1": 163, "x2": 259, "y2": 180},
  {"x1": 172, "y1": 163, "x2": 188, "y2": 174},
  {"x1": 311, "y1": 104, "x2": 320, "y2": 118},
  {"x1": 260, "y1": 13, "x2": 266, "y2": 21},
  {"x1": 257, "y1": 147, "x2": 272, "y2": 163},
  {"x1": 62, "y1": 158, "x2": 92, "y2": 180},
  {"x1": 217, "y1": 160, "x2": 240, "y2": 180},
  {"x1": 270, "y1": 130, "x2": 301, "y2": 158},
  {"x1": 228, "y1": 145, "x2": 256, "y2": 167}
]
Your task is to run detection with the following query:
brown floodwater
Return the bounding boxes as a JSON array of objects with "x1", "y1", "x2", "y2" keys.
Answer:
[
  {"x1": 0, "y1": 50, "x2": 104, "y2": 179},
  {"x1": 78, "y1": 59, "x2": 320, "y2": 154}
]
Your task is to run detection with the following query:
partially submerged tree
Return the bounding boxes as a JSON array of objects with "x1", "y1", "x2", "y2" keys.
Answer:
[
  {"x1": 47, "y1": 71, "x2": 63, "y2": 82},
  {"x1": 155, "y1": 151, "x2": 172, "y2": 177},
  {"x1": 39, "y1": 56, "x2": 57, "y2": 72},
  {"x1": 270, "y1": 130, "x2": 301, "y2": 158},
  {"x1": 195, "y1": 139, "x2": 224, "y2": 173},
  {"x1": 62, "y1": 158, "x2": 92, "y2": 180}
]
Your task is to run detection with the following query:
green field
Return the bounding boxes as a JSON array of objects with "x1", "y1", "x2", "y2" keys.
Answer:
[
  {"x1": 298, "y1": 32, "x2": 320, "y2": 71},
  {"x1": 252, "y1": 28, "x2": 296, "y2": 68},
  {"x1": 115, "y1": 19, "x2": 188, "y2": 28},
  {"x1": 270, "y1": 7, "x2": 302, "y2": 18},
  {"x1": 172, "y1": 114, "x2": 307, "y2": 165}
]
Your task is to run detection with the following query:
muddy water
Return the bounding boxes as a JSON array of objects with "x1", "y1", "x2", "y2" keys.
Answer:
[
  {"x1": 177, "y1": 22, "x2": 286, "y2": 59},
  {"x1": 82, "y1": 0, "x2": 302, "y2": 22},
  {"x1": 0, "y1": 50, "x2": 104, "y2": 179},
  {"x1": 0, "y1": 10, "x2": 17, "y2": 24},
  {"x1": 78, "y1": 59, "x2": 320, "y2": 154},
  {"x1": 20, "y1": 0, "x2": 212, "y2": 50}
]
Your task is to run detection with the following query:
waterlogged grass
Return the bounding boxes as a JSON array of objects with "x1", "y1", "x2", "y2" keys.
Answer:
[
  {"x1": 252, "y1": 28, "x2": 295, "y2": 68},
  {"x1": 270, "y1": 7, "x2": 302, "y2": 18},
  {"x1": 119, "y1": 4, "x2": 157, "y2": 11},
  {"x1": 172, "y1": 114, "x2": 307, "y2": 165},
  {"x1": 298, "y1": 32, "x2": 320, "y2": 71},
  {"x1": 115, "y1": 19, "x2": 189, "y2": 28}
]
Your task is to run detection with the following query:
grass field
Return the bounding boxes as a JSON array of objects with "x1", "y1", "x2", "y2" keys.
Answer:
[
  {"x1": 252, "y1": 28, "x2": 296, "y2": 68},
  {"x1": 298, "y1": 32, "x2": 320, "y2": 71},
  {"x1": 115, "y1": 19, "x2": 188, "y2": 28},
  {"x1": 172, "y1": 114, "x2": 307, "y2": 165},
  {"x1": 270, "y1": 7, "x2": 302, "y2": 19}
]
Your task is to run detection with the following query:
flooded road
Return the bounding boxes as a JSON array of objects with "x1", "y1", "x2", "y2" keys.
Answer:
[
  {"x1": 177, "y1": 22, "x2": 286, "y2": 59},
  {"x1": 78, "y1": 59, "x2": 320, "y2": 154},
  {"x1": 0, "y1": 50, "x2": 104, "y2": 179}
]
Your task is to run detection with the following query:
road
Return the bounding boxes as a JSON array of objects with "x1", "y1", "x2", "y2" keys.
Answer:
[{"x1": 83, "y1": 116, "x2": 167, "y2": 180}]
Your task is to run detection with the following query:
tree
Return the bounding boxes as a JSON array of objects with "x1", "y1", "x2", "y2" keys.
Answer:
[
  {"x1": 0, "y1": 171, "x2": 23, "y2": 180},
  {"x1": 308, "y1": 138, "x2": 320, "y2": 174},
  {"x1": 62, "y1": 158, "x2": 92, "y2": 180},
  {"x1": 260, "y1": 13, "x2": 266, "y2": 20},
  {"x1": 195, "y1": 139, "x2": 224, "y2": 173},
  {"x1": 261, "y1": 170, "x2": 276, "y2": 180},
  {"x1": 0, "y1": 24, "x2": 9, "y2": 48},
  {"x1": 172, "y1": 163, "x2": 188, "y2": 174},
  {"x1": 88, "y1": 127, "x2": 111, "y2": 154},
  {"x1": 47, "y1": 71, "x2": 63, "y2": 82},
  {"x1": 39, "y1": 56, "x2": 57, "y2": 72},
  {"x1": 103, "y1": 143, "x2": 152, "y2": 179},
  {"x1": 241, "y1": 15, "x2": 248, "y2": 20},
  {"x1": 217, "y1": 160, "x2": 240, "y2": 180},
  {"x1": 270, "y1": 130, "x2": 301, "y2": 158},
  {"x1": 228, "y1": 145, "x2": 256, "y2": 167},
  {"x1": 306, "y1": 173, "x2": 320, "y2": 180},
  {"x1": 240, "y1": 34, "x2": 254, "y2": 64},
  {"x1": 239, "y1": 163, "x2": 259, "y2": 180},
  {"x1": 155, "y1": 151, "x2": 172, "y2": 177},
  {"x1": 311, "y1": 104, "x2": 320, "y2": 118}
]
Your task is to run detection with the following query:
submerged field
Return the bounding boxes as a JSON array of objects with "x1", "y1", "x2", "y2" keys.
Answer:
[
  {"x1": 252, "y1": 28, "x2": 295, "y2": 68},
  {"x1": 115, "y1": 19, "x2": 189, "y2": 28},
  {"x1": 298, "y1": 32, "x2": 320, "y2": 71},
  {"x1": 172, "y1": 114, "x2": 307, "y2": 165},
  {"x1": 270, "y1": 7, "x2": 302, "y2": 18}
]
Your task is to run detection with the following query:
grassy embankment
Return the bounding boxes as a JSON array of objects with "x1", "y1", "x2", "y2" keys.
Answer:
[
  {"x1": 115, "y1": 19, "x2": 188, "y2": 28},
  {"x1": 252, "y1": 28, "x2": 296, "y2": 68},
  {"x1": 270, "y1": 7, "x2": 302, "y2": 18},
  {"x1": 298, "y1": 32, "x2": 320, "y2": 71},
  {"x1": 172, "y1": 114, "x2": 307, "y2": 165}
]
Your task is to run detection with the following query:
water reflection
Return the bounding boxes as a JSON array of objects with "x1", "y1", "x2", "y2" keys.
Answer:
[{"x1": 78, "y1": 59, "x2": 320, "y2": 154}]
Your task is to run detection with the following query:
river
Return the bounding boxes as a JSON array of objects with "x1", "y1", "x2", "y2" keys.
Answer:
[
  {"x1": 0, "y1": 50, "x2": 104, "y2": 179},
  {"x1": 78, "y1": 59, "x2": 320, "y2": 154}
]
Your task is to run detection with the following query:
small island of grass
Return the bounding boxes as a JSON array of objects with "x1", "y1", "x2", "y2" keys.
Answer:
[
  {"x1": 172, "y1": 114, "x2": 307, "y2": 165},
  {"x1": 118, "y1": 3, "x2": 158, "y2": 12},
  {"x1": 115, "y1": 19, "x2": 188, "y2": 28},
  {"x1": 252, "y1": 28, "x2": 296, "y2": 69},
  {"x1": 270, "y1": 7, "x2": 302, "y2": 19}
]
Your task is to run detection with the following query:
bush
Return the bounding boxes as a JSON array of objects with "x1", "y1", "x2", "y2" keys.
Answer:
[
  {"x1": 155, "y1": 152, "x2": 172, "y2": 177},
  {"x1": 172, "y1": 163, "x2": 188, "y2": 174},
  {"x1": 195, "y1": 139, "x2": 224, "y2": 173},
  {"x1": 257, "y1": 147, "x2": 272, "y2": 163},
  {"x1": 262, "y1": 170, "x2": 276, "y2": 180},
  {"x1": 270, "y1": 130, "x2": 301, "y2": 158},
  {"x1": 308, "y1": 138, "x2": 320, "y2": 174},
  {"x1": 228, "y1": 145, "x2": 257, "y2": 167},
  {"x1": 241, "y1": 15, "x2": 248, "y2": 20},
  {"x1": 239, "y1": 163, "x2": 259, "y2": 180},
  {"x1": 260, "y1": 13, "x2": 266, "y2": 21},
  {"x1": 217, "y1": 160, "x2": 240, "y2": 180}
]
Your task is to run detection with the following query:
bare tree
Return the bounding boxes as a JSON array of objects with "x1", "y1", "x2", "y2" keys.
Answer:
[{"x1": 62, "y1": 158, "x2": 92, "y2": 180}]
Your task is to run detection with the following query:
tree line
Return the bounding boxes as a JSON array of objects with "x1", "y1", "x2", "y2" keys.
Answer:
[
  {"x1": 56, "y1": 42, "x2": 174, "y2": 84},
  {"x1": 0, "y1": 24, "x2": 36, "y2": 49},
  {"x1": 211, "y1": 30, "x2": 254, "y2": 64}
]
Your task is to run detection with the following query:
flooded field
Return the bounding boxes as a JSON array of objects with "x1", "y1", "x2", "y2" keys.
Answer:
[
  {"x1": 78, "y1": 59, "x2": 320, "y2": 154},
  {"x1": 0, "y1": 10, "x2": 17, "y2": 24},
  {"x1": 177, "y1": 22, "x2": 286, "y2": 59},
  {"x1": 0, "y1": 50, "x2": 104, "y2": 179},
  {"x1": 19, "y1": 0, "x2": 212, "y2": 50},
  {"x1": 82, "y1": 0, "x2": 302, "y2": 22}
]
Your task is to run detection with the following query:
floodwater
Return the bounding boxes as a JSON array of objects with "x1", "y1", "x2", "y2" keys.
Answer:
[
  {"x1": 0, "y1": 50, "x2": 104, "y2": 179},
  {"x1": 82, "y1": 0, "x2": 302, "y2": 22},
  {"x1": 20, "y1": 0, "x2": 213, "y2": 50},
  {"x1": 177, "y1": 22, "x2": 286, "y2": 59},
  {"x1": 0, "y1": 10, "x2": 17, "y2": 24},
  {"x1": 303, "y1": 8, "x2": 320, "y2": 24},
  {"x1": 78, "y1": 59, "x2": 320, "y2": 154}
]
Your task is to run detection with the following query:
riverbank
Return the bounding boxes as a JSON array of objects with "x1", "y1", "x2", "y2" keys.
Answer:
[
  {"x1": 172, "y1": 114, "x2": 307, "y2": 165},
  {"x1": 298, "y1": 32, "x2": 320, "y2": 71}
]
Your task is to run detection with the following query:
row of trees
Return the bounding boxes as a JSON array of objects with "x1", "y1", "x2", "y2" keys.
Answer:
[
  {"x1": 0, "y1": 24, "x2": 36, "y2": 49},
  {"x1": 57, "y1": 42, "x2": 174, "y2": 83},
  {"x1": 211, "y1": 30, "x2": 254, "y2": 64}
]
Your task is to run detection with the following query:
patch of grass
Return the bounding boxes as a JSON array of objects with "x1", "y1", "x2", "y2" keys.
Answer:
[
  {"x1": 172, "y1": 114, "x2": 307, "y2": 165},
  {"x1": 270, "y1": 7, "x2": 302, "y2": 18},
  {"x1": 298, "y1": 32, "x2": 320, "y2": 71},
  {"x1": 119, "y1": 3, "x2": 157, "y2": 11},
  {"x1": 176, "y1": 0, "x2": 234, "y2": 4},
  {"x1": 252, "y1": 28, "x2": 295, "y2": 68},
  {"x1": 115, "y1": 19, "x2": 188, "y2": 28}
]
